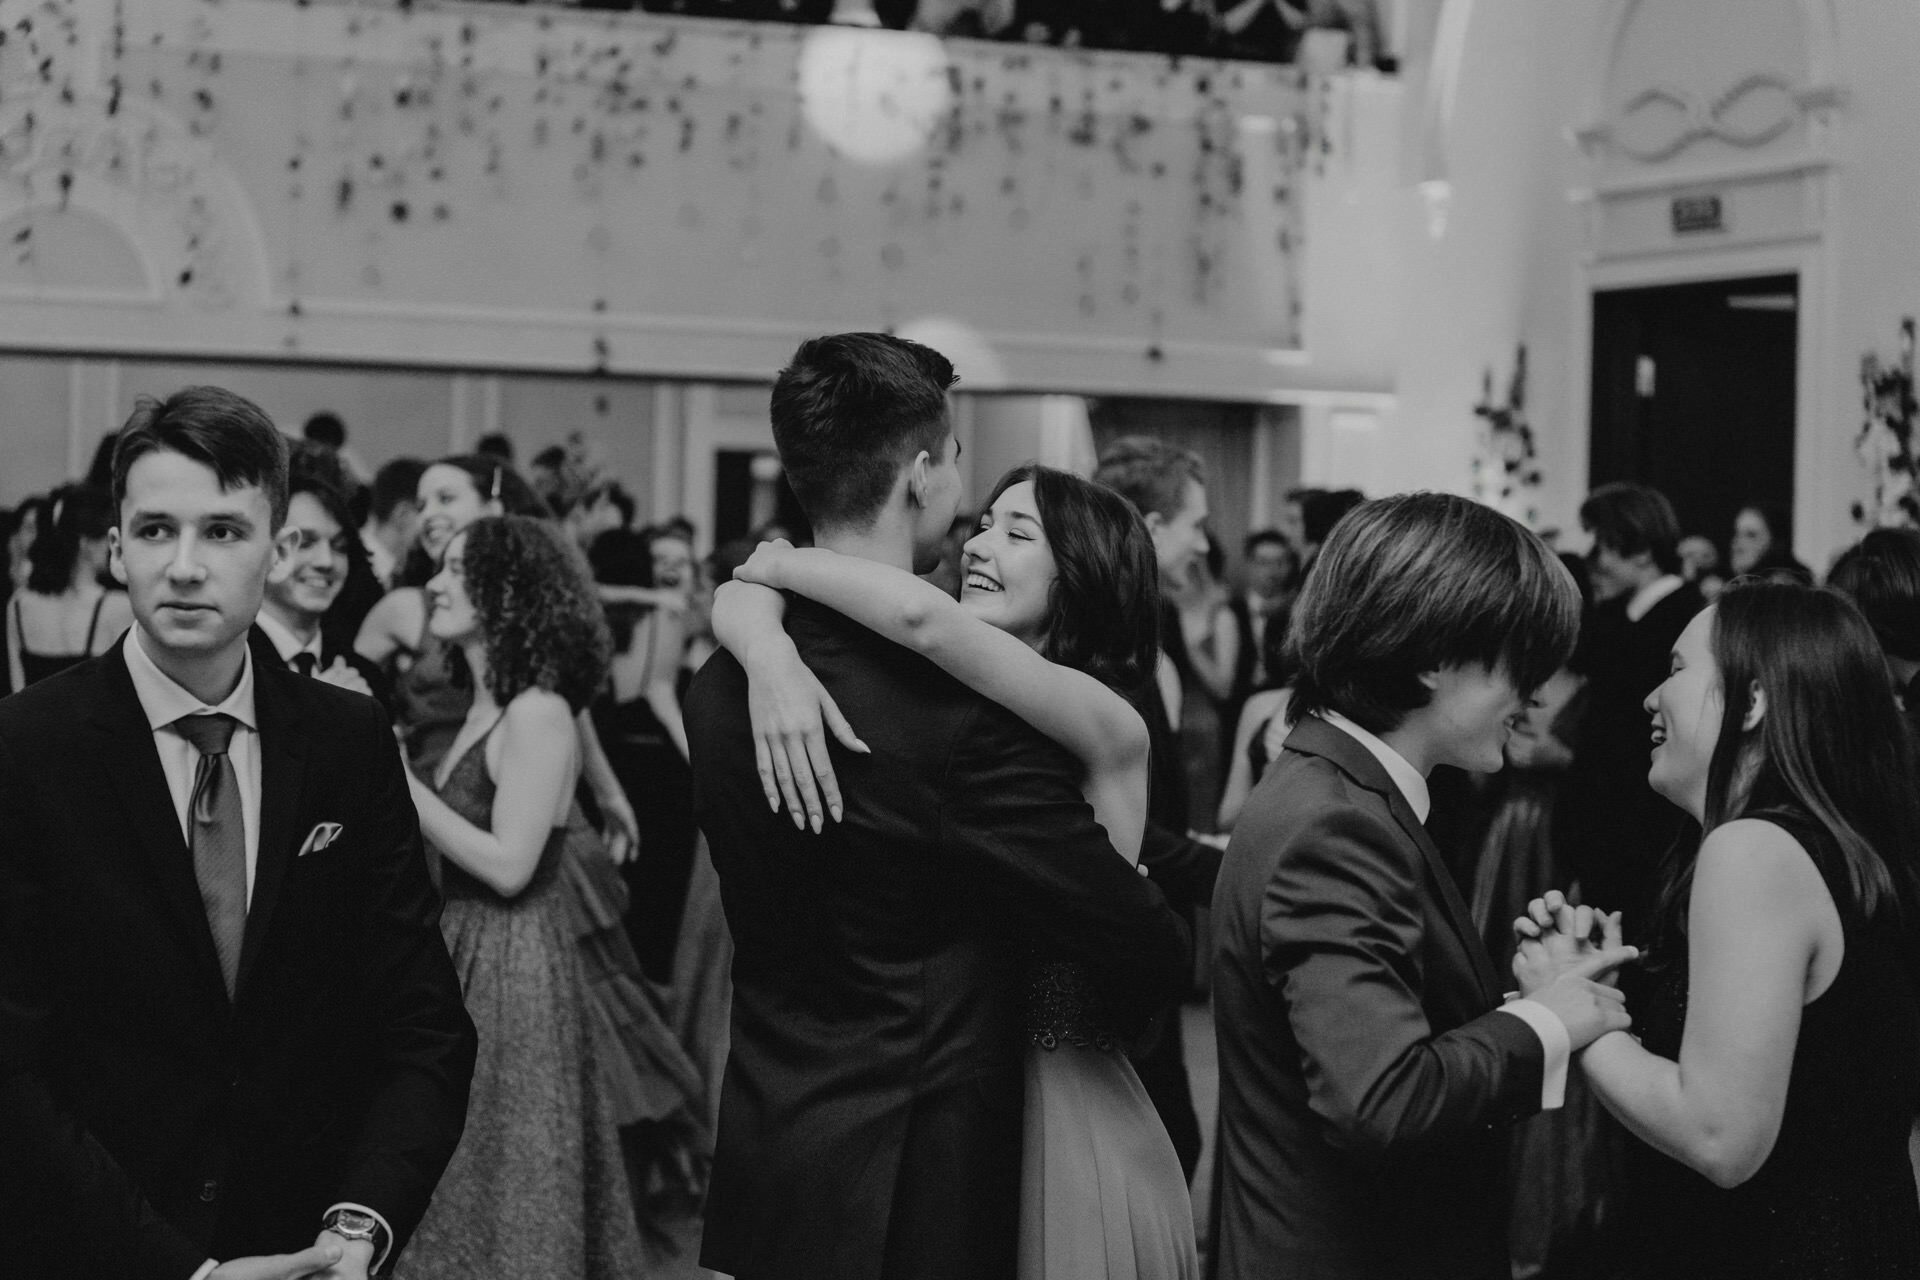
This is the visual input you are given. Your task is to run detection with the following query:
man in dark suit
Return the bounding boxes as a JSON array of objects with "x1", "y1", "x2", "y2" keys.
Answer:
[
  {"x1": 1225, "y1": 528, "x2": 1296, "y2": 705},
  {"x1": 1557, "y1": 482, "x2": 1704, "y2": 944},
  {"x1": 0, "y1": 387, "x2": 476, "y2": 1280},
  {"x1": 1093, "y1": 435, "x2": 1226, "y2": 1179},
  {"x1": 1212, "y1": 493, "x2": 1635, "y2": 1280},
  {"x1": 249, "y1": 451, "x2": 393, "y2": 715},
  {"x1": 686, "y1": 334, "x2": 1189, "y2": 1280}
]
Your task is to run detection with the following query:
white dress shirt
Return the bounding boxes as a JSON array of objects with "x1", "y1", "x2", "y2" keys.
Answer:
[
  {"x1": 1626, "y1": 573, "x2": 1685, "y2": 623},
  {"x1": 124, "y1": 626, "x2": 262, "y2": 903},
  {"x1": 125, "y1": 630, "x2": 394, "y2": 1279},
  {"x1": 1320, "y1": 711, "x2": 1571, "y2": 1111},
  {"x1": 254, "y1": 610, "x2": 323, "y2": 672}
]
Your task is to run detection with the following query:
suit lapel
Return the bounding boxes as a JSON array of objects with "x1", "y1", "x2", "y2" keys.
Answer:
[
  {"x1": 1380, "y1": 785, "x2": 1504, "y2": 1004},
  {"x1": 1286, "y1": 717, "x2": 1504, "y2": 1005},
  {"x1": 93, "y1": 640, "x2": 229, "y2": 1001},
  {"x1": 238, "y1": 663, "x2": 309, "y2": 999}
]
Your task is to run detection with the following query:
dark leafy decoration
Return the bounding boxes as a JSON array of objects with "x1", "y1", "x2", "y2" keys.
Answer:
[
  {"x1": 1472, "y1": 344, "x2": 1541, "y2": 526},
  {"x1": 1856, "y1": 319, "x2": 1919, "y2": 529}
]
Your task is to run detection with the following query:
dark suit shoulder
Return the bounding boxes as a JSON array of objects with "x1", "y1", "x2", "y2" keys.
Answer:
[
  {"x1": 1638, "y1": 581, "x2": 1704, "y2": 640},
  {"x1": 1249, "y1": 746, "x2": 1402, "y2": 846},
  {"x1": 0, "y1": 648, "x2": 114, "y2": 739},
  {"x1": 256, "y1": 654, "x2": 388, "y2": 732}
]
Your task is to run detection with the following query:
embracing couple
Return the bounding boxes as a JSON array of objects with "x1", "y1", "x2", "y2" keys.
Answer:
[{"x1": 685, "y1": 333, "x2": 1201, "y2": 1279}]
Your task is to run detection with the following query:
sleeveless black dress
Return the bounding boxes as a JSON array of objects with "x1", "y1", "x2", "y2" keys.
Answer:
[
  {"x1": 1620, "y1": 808, "x2": 1920, "y2": 1279},
  {"x1": 11, "y1": 592, "x2": 107, "y2": 687}
]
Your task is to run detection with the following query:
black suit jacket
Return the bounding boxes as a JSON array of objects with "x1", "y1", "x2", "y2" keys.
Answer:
[
  {"x1": 246, "y1": 624, "x2": 395, "y2": 717},
  {"x1": 1127, "y1": 671, "x2": 1224, "y2": 908},
  {"x1": 1211, "y1": 717, "x2": 1546, "y2": 1280},
  {"x1": 0, "y1": 638, "x2": 476, "y2": 1280},
  {"x1": 1558, "y1": 582, "x2": 1704, "y2": 938},
  {"x1": 687, "y1": 599, "x2": 1189, "y2": 1280}
]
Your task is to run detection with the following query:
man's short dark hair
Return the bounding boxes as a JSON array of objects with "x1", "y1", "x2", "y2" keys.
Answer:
[
  {"x1": 769, "y1": 332, "x2": 957, "y2": 531},
  {"x1": 1288, "y1": 492, "x2": 1581, "y2": 734},
  {"x1": 287, "y1": 441, "x2": 355, "y2": 535},
  {"x1": 1580, "y1": 482, "x2": 1681, "y2": 575},
  {"x1": 1244, "y1": 528, "x2": 1289, "y2": 557},
  {"x1": 474, "y1": 432, "x2": 515, "y2": 464},
  {"x1": 1828, "y1": 527, "x2": 1920, "y2": 664},
  {"x1": 302, "y1": 411, "x2": 346, "y2": 450},
  {"x1": 113, "y1": 386, "x2": 290, "y2": 530},
  {"x1": 530, "y1": 444, "x2": 568, "y2": 472},
  {"x1": 1301, "y1": 488, "x2": 1365, "y2": 549},
  {"x1": 1092, "y1": 436, "x2": 1205, "y2": 522},
  {"x1": 369, "y1": 457, "x2": 427, "y2": 523}
]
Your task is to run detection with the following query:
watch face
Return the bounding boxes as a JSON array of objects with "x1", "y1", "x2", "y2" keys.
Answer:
[{"x1": 331, "y1": 1210, "x2": 378, "y2": 1236}]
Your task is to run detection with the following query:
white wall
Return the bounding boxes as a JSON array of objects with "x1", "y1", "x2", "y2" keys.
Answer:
[{"x1": 0, "y1": 0, "x2": 1399, "y2": 400}]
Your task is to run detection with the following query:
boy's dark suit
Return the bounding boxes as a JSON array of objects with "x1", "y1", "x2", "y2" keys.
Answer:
[
  {"x1": 247, "y1": 624, "x2": 395, "y2": 716},
  {"x1": 687, "y1": 598, "x2": 1190, "y2": 1280},
  {"x1": 1211, "y1": 716, "x2": 1546, "y2": 1280},
  {"x1": 0, "y1": 637, "x2": 477, "y2": 1279}
]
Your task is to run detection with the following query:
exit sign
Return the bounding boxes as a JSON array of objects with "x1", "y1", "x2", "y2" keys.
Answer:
[{"x1": 1671, "y1": 194, "x2": 1726, "y2": 234}]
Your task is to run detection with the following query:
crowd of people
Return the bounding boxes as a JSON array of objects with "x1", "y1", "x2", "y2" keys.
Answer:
[
  {"x1": 532, "y1": 0, "x2": 1397, "y2": 68},
  {"x1": 5, "y1": 332, "x2": 1920, "y2": 1280}
]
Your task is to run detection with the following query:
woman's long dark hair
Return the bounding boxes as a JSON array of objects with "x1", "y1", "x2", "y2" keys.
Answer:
[
  {"x1": 26, "y1": 484, "x2": 114, "y2": 595},
  {"x1": 980, "y1": 464, "x2": 1160, "y2": 692},
  {"x1": 1653, "y1": 581, "x2": 1920, "y2": 954}
]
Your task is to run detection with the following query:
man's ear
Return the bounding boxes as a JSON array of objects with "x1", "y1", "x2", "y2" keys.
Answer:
[
  {"x1": 1416, "y1": 667, "x2": 1442, "y2": 693},
  {"x1": 106, "y1": 526, "x2": 128, "y2": 587},
  {"x1": 268, "y1": 525, "x2": 299, "y2": 582},
  {"x1": 905, "y1": 449, "x2": 931, "y2": 509},
  {"x1": 1742, "y1": 681, "x2": 1768, "y2": 732}
]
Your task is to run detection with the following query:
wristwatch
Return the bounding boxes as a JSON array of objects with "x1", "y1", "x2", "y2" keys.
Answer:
[{"x1": 321, "y1": 1207, "x2": 388, "y2": 1255}]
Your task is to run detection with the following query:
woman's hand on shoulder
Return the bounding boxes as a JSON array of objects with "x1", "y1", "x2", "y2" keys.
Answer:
[
  {"x1": 746, "y1": 647, "x2": 869, "y2": 833},
  {"x1": 733, "y1": 538, "x2": 797, "y2": 589}
]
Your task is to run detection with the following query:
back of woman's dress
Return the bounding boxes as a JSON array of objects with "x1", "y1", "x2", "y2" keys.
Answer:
[
  {"x1": 1620, "y1": 807, "x2": 1920, "y2": 1280},
  {"x1": 1020, "y1": 960, "x2": 1198, "y2": 1280},
  {"x1": 393, "y1": 726, "x2": 643, "y2": 1280}
]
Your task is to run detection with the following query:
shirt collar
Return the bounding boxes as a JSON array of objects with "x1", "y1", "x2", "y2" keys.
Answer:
[
  {"x1": 125, "y1": 625, "x2": 259, "y2": 734},
  {"x1": 1626, "y1": 574, "x2": 1685, "y2": 623},
  {"x1": 1320, "y1": 709, "x2": 1430, "y2": 822},
  {"x1": 254, "y1": 611, "x2": 321, "y2": 665}
]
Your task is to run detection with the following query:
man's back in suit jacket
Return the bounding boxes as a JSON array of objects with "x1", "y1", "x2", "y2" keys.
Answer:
[
  {"x1": 1211, "y1": 717, "x2": 1544, "y2": 1280},
  {"x1": 687, "y1": 599, "x2": 1188, "y2": 1280},
  {"x1": 0, "y1": 640, "x2": 476, "y2": 1279}
]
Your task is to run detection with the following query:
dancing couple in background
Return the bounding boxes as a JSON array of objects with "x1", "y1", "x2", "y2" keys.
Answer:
[{"x1": 686, "y1": 332, "x2": 1198, "y2": 1278}]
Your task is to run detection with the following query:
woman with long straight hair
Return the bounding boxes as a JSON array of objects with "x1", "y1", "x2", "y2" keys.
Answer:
[
  {"x1": 1522, "y1": 581, "x2": 1920, "y2": 1277},
  {"x1": 6, "y1": 484, "x2": 131, "y2": 690}
]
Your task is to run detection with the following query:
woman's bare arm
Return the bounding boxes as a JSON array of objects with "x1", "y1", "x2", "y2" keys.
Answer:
[
  {"x1": 405, "y1": 691, "x2": 577, "y2": 897},
  {"x1": 1578, "y1": 819, "x2": 1834, "y2": 1187}
]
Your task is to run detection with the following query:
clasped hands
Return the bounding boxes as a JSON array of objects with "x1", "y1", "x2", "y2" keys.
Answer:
[
  {"x1": 1509, "y1": 889, "x2": 1640, "y2": 1051},
  {"x1": 208, "y1": 1229, "x2": 372, "y2": 1280}
]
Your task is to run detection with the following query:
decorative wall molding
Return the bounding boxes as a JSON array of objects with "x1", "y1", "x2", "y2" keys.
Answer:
[
  {"x1": 0, "y1": 88, "x2": 272, "y2": 308},
  {"x1": 1573, "y1": 75, "x2": 1843, "y2": 163}
]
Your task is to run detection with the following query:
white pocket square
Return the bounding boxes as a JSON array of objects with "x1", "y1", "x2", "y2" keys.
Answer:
[{"x1": 298, "y1": 822, "x2": 344, "y2": 857}]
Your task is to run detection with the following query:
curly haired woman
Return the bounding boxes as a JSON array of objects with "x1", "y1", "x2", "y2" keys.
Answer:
[{"x1": 393, "y1": 516, "x2": 649, "y2": 1280}]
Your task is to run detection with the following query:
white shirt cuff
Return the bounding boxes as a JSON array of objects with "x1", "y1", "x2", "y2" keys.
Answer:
[
  {"x1": 1496, "y1": 997, "x2": 1571, "y2": 1111},
  {"x1": 324, "y1": 1203, "x2": 395, "y2": 1274},
  {"x1": 191, "y1": 1263, "x2": 219, "y2": 1280}
]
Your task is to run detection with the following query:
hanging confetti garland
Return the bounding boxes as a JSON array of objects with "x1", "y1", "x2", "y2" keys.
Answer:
[{"x1": 0, "y1": 0, "x2": 1331, "y2": 373}]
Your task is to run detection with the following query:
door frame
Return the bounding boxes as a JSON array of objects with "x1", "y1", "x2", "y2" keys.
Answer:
[{"x1": 1568, "y1": 238, "x2": 1834, "y2": 565}]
